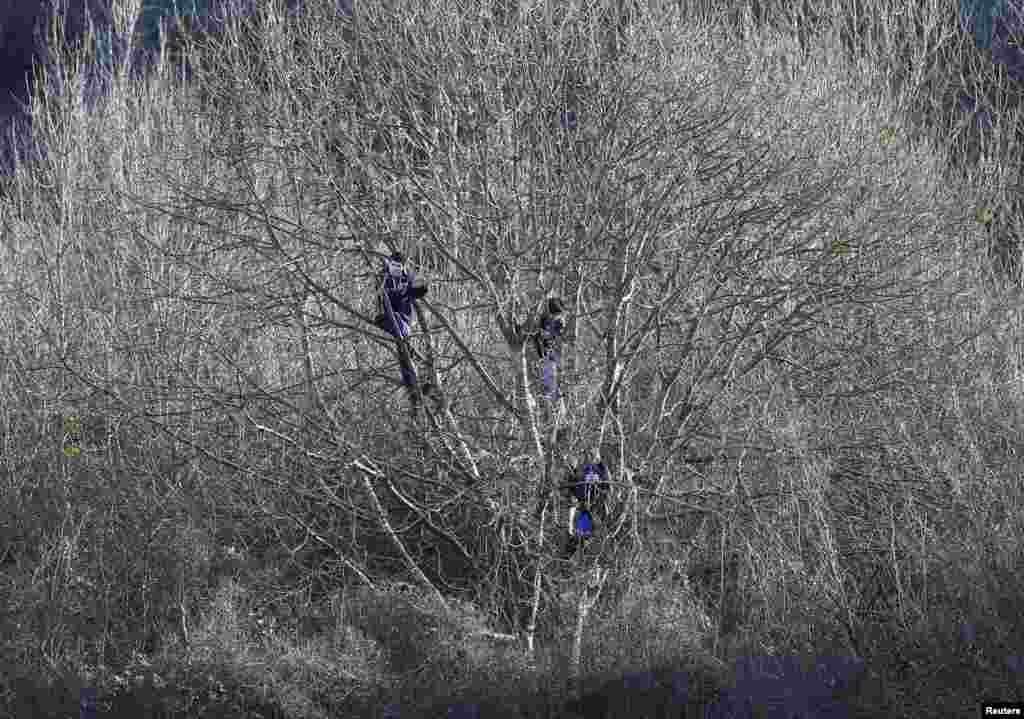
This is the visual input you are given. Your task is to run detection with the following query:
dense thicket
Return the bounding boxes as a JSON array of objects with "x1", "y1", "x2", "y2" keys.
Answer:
[{"x1": 1, "y1": 1, "x2": 1022, "y2": 717}]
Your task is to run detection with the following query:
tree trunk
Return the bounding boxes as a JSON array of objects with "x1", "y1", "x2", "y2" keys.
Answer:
[
  {"x1": 569, "y1": 565, "x2": 609, "y2": 690},
  {"x1": 525, "y1": 498, "x2": 548, "y2": 659}
]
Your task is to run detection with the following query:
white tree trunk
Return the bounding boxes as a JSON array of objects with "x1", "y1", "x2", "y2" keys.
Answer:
[
  {"x1": 524, "y1": 499, "x2": 548, "y2": 660},
  {"x1": 569, "y1": 566, "x2": 609, "y2": 689}
]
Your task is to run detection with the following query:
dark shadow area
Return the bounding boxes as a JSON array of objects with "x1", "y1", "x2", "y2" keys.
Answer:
[
  {"x1": 0, "y1": 0, "x2": 354, "y2": 175},
  {"x1": 394, "y1": 654, "x2": 876, "y2": 719}
]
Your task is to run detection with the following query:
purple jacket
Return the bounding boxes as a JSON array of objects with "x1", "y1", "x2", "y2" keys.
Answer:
[
  {"x1": 535, "y1": 313, "x2": 564, "y2": 357},
  {"x1": 568, "y1": 462, "x2": 609, "y2": 506},
  {"x1": 379, "y1": 258, "x2": 425, "y2": 338}
]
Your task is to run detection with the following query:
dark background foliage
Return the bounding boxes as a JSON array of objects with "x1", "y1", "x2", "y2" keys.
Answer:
[
  {"x1": 0, "y1": 0, "x2": 355, "y2": 173},
  {"x1": 1, "y1": 0, "x2": 1023, "y2": 173}
]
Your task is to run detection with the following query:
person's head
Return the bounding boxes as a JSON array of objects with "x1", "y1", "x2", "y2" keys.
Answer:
[
  {"x1": 578, "y1": 449, "x2": 590, "y2": 468},
  {"x1": 385, "y1": 253, "x2": 405, "y2": 279}
]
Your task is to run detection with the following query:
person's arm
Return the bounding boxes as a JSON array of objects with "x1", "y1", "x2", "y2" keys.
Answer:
[
  {"x1": 565, "y1": 466, "x2": 578, "y2": 498},
  {"x1": 410, "y1": 271, "x2": 428, "y2": 299},
  {"x1": 534, "y1": 314, "x2": 547, "y2": 357}
]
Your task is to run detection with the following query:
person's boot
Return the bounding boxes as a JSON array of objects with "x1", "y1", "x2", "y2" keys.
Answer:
[
  {"x1": 424, "y1": 382, "x2": 445, "y2": 409},
  {"x1": 406, "y1": 342, "x2": 426, "y2": 362},
  {"x1": 564, "y1": 535, "x2": 578, "y2": 559},
  {"x1": 407, "y1": 385, "x2": 421, "y2": 419}
]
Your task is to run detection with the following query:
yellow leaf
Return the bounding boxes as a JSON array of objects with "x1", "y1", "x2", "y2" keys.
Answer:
[
  {"x1": 63, "y1": 446, "x2": 81, "y2": 458},
  {"x1": 976, "y1": 207, "x2": 994, "y2": 226},
  {"x1": 879, "y1": 127, "x2": 897, "y2": 146}
]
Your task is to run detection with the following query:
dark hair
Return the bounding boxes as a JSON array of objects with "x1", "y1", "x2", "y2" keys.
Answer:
[
  {"x1": 389, "y1": 252, "x2": 405, "y2": 264},
  {"x1": 547, "y1": 297, "x2": 564, "y2": 315}
]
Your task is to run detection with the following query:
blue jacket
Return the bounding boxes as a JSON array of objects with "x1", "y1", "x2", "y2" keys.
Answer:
[
  {"x1": 569, "y1": 462, "x2": 609, "y2": 506},
  {"x1": 574, "y1": 508, "x2": 594, "y2": 537}
]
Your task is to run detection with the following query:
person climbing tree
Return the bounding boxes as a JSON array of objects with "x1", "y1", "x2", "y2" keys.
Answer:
[
  {"x1": 532, "y1": 297, "x2": 565, "y2": 403},
  {"x1": 568, "y1": 449, "x2": 610, "y2": 513},
  {"x1": 564, "y1": 448, "x2": 610, "y2": 557},
  {"x1": 373, "y1": 252, "x2": 431, "y2": 412},
  {"x1": 566, "y1": 507, "x2": 594, "y2": 559}
]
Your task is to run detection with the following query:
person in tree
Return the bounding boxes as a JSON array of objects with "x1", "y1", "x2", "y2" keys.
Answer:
[
  {"x1": 532, "y1": 297, "x2": 565, "y2": 402},
  {"x1": 564, "y1": 447, "x2": 610, "y2": 557},
  {"x1": 374, "y1": 252, "x2": 431, "y2": 411}
]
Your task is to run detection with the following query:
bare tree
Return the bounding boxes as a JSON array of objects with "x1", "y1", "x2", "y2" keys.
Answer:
[{"x1": 0, "y1": 0, "x2": 996, "y2": 691}]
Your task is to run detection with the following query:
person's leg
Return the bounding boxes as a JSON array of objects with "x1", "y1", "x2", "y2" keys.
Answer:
[
  {"x1": 564, "y1": 534, "x2": 579, "y2": 559},
  {"x1": 397, "y1": 343, "x2": 418, "y2": 386},
  {"x1": 396, "y1": 340, "x2": 421, "y2": 415},
  {"x1": 565, "y1": 503, "x2": 580, "y2": 559},
  {"x1": 543, "y1": 350, "x2": 560, "y2": 401},
  {"x1": 393, "y1": 315, "x2": 416, "y2": 385}
]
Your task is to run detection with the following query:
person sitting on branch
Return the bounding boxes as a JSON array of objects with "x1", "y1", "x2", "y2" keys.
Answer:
[
  {"x1": 564, "y1": 448, "x2": 610, "y2": 557},
  {"x1": 373, "y1": 252, "x2": 431, "y2": 412},
  {"x1": 532, "y1": 297, "x2": 565, "y2": 403}
]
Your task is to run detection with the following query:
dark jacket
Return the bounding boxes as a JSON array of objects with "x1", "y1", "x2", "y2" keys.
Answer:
[
  {"x1": 534, "y1": 313, "x2": 564, "y2": 358},
  {"x1": 378, "y1": 257, "x2": 427, "y2": 338}
]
